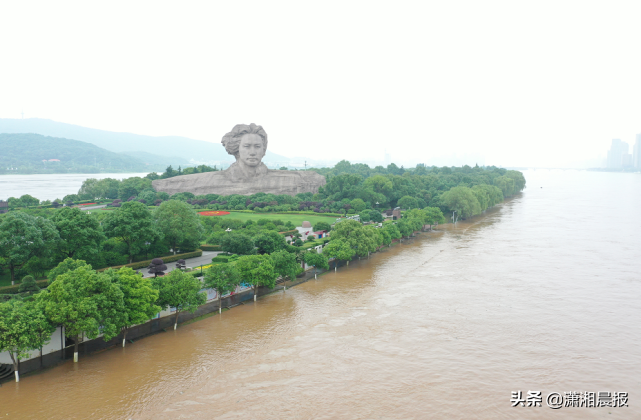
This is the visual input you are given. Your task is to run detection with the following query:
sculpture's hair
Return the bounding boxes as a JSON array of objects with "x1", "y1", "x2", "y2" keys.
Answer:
[{"x1": 221, "y1": 124, "x2": 268, "y2": 158}]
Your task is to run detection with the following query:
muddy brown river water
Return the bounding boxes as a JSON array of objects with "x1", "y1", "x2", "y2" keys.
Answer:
[{"x1": 1, "y1": 169, "x2": 640, "y2": 419}]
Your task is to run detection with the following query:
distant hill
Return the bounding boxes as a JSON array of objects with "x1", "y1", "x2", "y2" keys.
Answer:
[
  {"x1": 0, "y1": 133, "x2": 164, "y2": 174},
  {"x1": 120, "y1": 151, "x2": 190, "y2": 168},
  {"x1": 0, "y1": 118, "x2": 290, "y2": 165}
]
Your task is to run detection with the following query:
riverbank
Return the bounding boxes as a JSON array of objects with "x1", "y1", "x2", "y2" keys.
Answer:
[{"x1": 0, "y1": 233, "x2": 418, "y2": 384}]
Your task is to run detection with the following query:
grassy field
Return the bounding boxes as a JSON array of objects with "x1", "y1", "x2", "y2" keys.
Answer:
[
  {"x1": 197, "y1": 211, "x2": 339, "y2": 227},
  {"x1": 80, "y1": 208, "x2": 339, "y2": 227}
]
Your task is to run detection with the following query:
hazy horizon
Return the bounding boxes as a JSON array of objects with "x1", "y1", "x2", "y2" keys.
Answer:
[{"x1": 2, "y1": 1, "x2": 641, "y2": 168}]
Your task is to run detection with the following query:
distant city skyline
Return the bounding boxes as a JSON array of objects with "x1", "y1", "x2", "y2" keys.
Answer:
[{"x1": 605, "y1": 136, "x2": 641, "y2": 169}]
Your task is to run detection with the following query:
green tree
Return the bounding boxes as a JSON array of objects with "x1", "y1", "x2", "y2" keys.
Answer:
[
  {"x1": 154, "y1": 200, "x2": 204, "y2": 255},
  {"x1": 24, "y1": 256, "x2": 51, "y2": 280},
  {"x1": 78, "y1": 178, "x2": 101, "y2": 200},
  {"x1": 312, "y1": 221, "x2": 331, "y2": 232},
  {"x1": 362, "y1": 175, "x2": 393, "y2": 205},
  {"x1": 364, "y1": 225, "x2": 383, "y2": 252},
  {"x1": 18, "y1": 275, "x2": 40, "y2": 294},
  {"x1": 396, "y1": 219, "x2": 413, "y2": 238},
  {"x1": 505, "y1": 170, "x2": 526, "y2": 193},
  {"x1": 138, "y1": 190, "x2": 157, "y2": 203},
  {"x1": 423, "y1": 207, "x2": 446, "y2": 226},
  {"x1": 52, "y1": 207, "x2": 105, "y2": 259},
  {"x1": 397, "y1": 195, "x2": 420, "y2": 210},
  {"x1": 236, "y1": 254, "x2": 278, "y2": 301},
  {"x1": 304, "y1": 251, "x2": 329, "y2": 279},
  {"x1": 0, "y1": 211, "x2": 59, "y2": 284},
  {"x1": 441, "y1": 186, "x2": 482, "y2": 220},
  {"x1": 350, "y1": 198, "x2": 367, "y2": 213},
  {"x1": 19, "y1": 194, "x2": 40, "y2": 207},
  {"x1": 331, "y1": 219, "x2": 375, "y2": 258},
  {"x1": 322, "y1": 239, "x2": 355, "y2": 270},
  {"x1": 103, "y1": 267, "x2": 161, "y2": 347},
  {"x1": 103, "y1": 201, "x2": 160, "y2": 263},
  {"x1": 270, "y1": 250, "x2": 301, "y2": 283},
  {"x1": 383, "y1": 223, "x2": 402, "y2": 245},
  {"x1": 380, "y1": 228, "x2": 392, "y2": 247},
  {"x1": 117, "y1": 177, "x2": 152, "y2": 200},
  {"x1": 221, "y1": 232, "x2": 255, "y2": 255},
  {"x1": 0, "y1": 300, "x2": 55, "y2": 382},
  {"x1": 37, "y1": 264, "x2": 125, "y2": 362},
  {"x1": 471, "y1": 185, "x2": 489, "y2": 212},
  {"x1": 370, "y1": 210, "x2": 384, "y2": 223},
  {"x1": 97, "y1": 178, "x2": 121, "y2": 199},
  {"x1": 253, "y1": 231, "x2": 286, "y2": 254},
  {"x1": 153, "y1": 269, "x2": 206, "y2": 330},
  {"x1": 47, "y1": 258, "x2": 92, "y2": 284},
  {"x1": 204, "y1": 264, "x2": 241, "y2": 313}
]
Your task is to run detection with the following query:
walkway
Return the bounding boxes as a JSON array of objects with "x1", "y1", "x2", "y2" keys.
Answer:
[{"x1": 136, "y1": 251, "x2": 220, "y2": 278}]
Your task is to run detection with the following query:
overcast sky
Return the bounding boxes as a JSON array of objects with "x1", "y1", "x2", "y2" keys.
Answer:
[{"x1": 1, "y1": 1, "x2": 640, "y2": 168}]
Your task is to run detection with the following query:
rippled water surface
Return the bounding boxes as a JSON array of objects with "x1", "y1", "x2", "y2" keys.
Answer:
[{"x1": 1, "y1": 170, "x2": 640, "y2": 419}]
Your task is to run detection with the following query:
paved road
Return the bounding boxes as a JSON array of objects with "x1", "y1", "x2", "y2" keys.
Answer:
[
  {"x1": 79, "y1": 204, "x2": 107, "y2": 211},
  {"x1": 136, "y1": 251, "x2": 220, "y2": 278}
]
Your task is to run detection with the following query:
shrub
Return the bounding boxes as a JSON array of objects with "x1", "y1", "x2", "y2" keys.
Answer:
[
  {"x1": 18, "y1": 275, "x2": 40, "y2": 293},
  {"x1": 0, "y1": 279, "x2": 48, "y2": 295},
  {"x1": 148, "y1": 258, "x2": 168, "y2": 277},
  {"x1": 201, "y1": 244, "x2": 222, "y2": 251}
]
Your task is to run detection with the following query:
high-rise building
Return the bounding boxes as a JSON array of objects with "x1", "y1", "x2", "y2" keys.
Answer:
[
  {"x1": 634, "y1": 134, "x2": 641, "y2": 169},
  {"x1": 607, "y1": 139, "x2": 630, "y2": 168}
]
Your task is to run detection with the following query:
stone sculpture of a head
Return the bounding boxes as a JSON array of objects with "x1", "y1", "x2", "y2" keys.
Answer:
[{"x1": 221, "y1": 124, "x2": 268, "y2": 168}]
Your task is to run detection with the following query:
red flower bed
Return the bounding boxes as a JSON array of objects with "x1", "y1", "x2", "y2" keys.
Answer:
[
  {"x1": 78, "y1": 203, "x2": 97, "y2": 206},
  {"x1": 198, "y1": 211, "x2": 231, "y2": 216}
]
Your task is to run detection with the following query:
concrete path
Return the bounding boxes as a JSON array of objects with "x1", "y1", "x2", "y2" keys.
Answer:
[
  {"x1": 136, "y1": 251, "x2": 221, "y2": 278},
  {"x1": 79, "y1": 204, "x2": 107, "y2": 211}
]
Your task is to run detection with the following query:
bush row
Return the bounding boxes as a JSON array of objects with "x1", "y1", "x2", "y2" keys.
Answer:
[
  {"x1": 200, "y1": 244, "x2": 222, "y2": 251},
  {"x1": 96, "y1": 249, "x2": 203, "y2": 272},
  {"x1": 211, "y1": 254, "x2": 240, "y2": 263},
  {"x1": 301, "y1": 238, "x2": 330, "y2": 249},
  {"x1": 0, "y1": 279, "x2": 49, "y2": 294}
]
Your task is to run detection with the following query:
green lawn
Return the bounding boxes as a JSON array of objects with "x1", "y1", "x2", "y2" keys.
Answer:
[
  {"x1": 79, "y1": 207, "x2": 115, "y2": 214},
  {"x1": 197, "y1": 211, "x2": 339, "y2": 227}
]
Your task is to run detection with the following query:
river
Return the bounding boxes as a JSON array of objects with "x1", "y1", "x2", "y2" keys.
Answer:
[
  {"x1": 0, "y1": 173, "x2": 150, "y2": 201},
  {"x1": 0, "y1": 169, "x2": 639, "y2": 419}
]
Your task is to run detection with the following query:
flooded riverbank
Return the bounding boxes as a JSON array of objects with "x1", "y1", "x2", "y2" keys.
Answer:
[{"x1": 1, "y1": 170, "x2": 639, "y2": 419}]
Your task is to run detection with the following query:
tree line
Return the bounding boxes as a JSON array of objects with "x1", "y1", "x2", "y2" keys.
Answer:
[
  {"x1": 0, "y1": 199, "x2": 447, "y2": 381},
  {"x1": 5, "y1": 161, "x2": 524, "y2": 220},
  {"x1": 0, "y1": 200, "x2": 206, "y2": 284}
]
